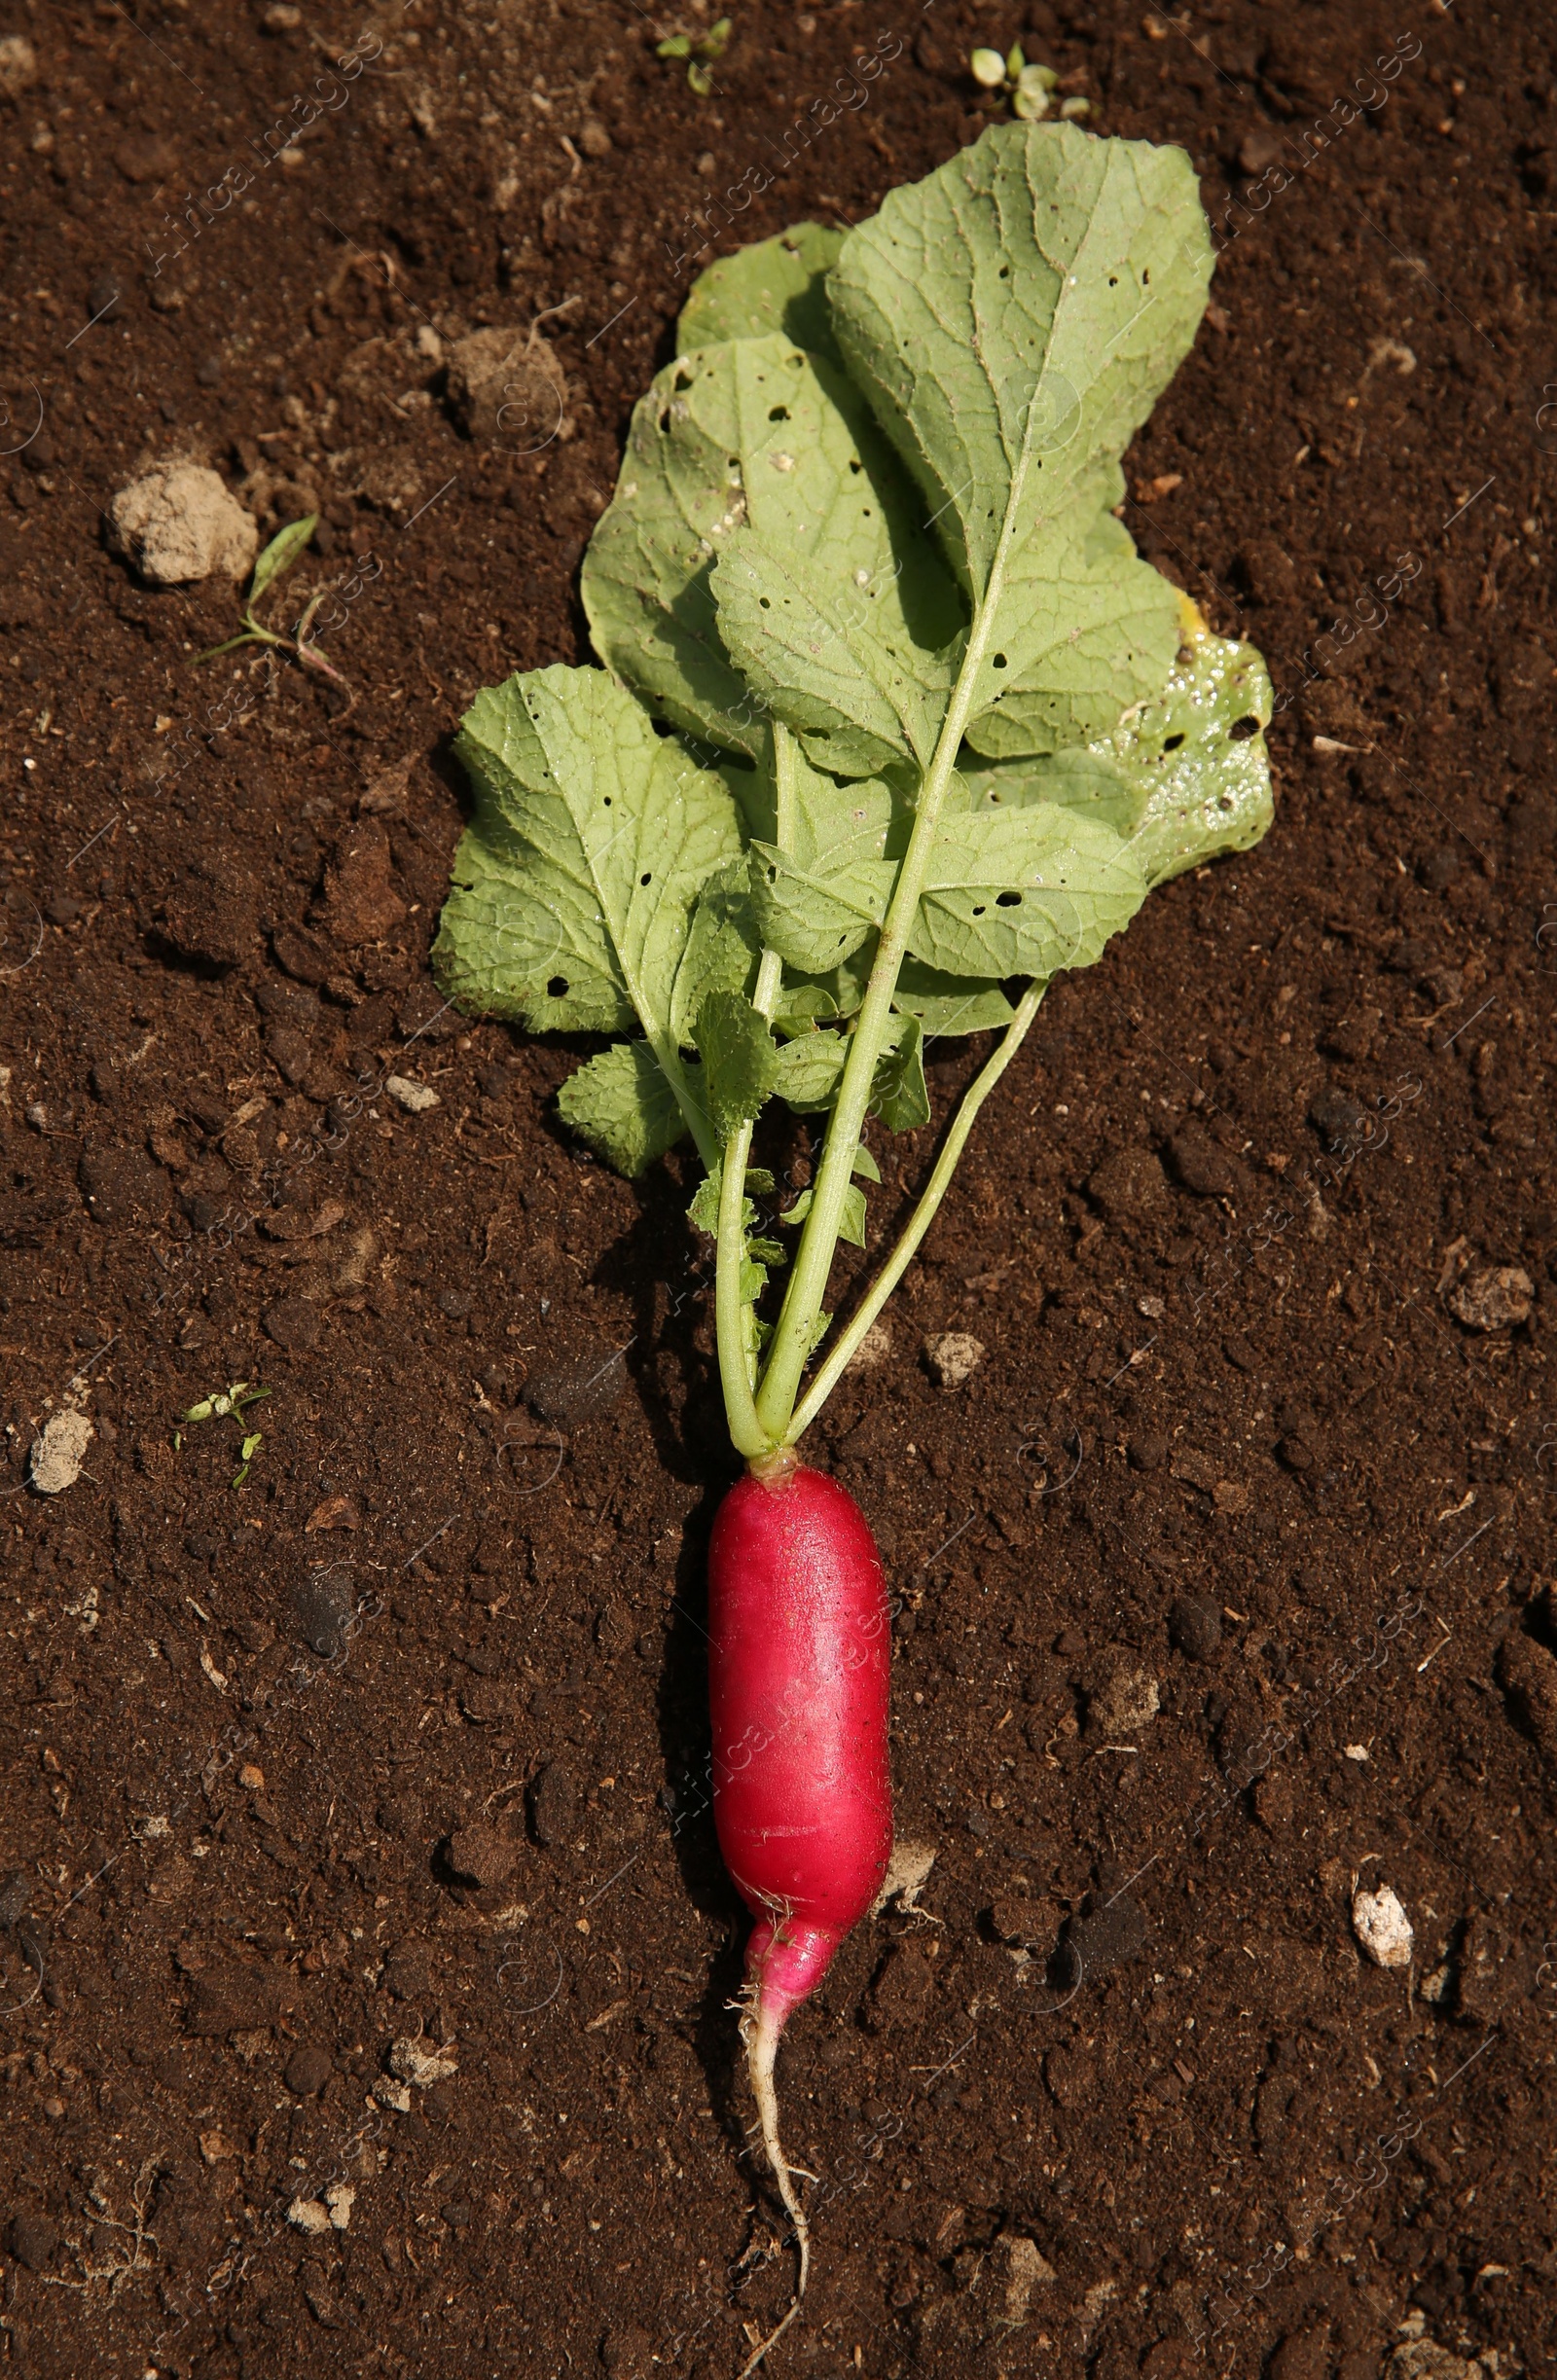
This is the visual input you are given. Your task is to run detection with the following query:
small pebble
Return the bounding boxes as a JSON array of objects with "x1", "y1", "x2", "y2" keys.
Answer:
[
  {"x1": 1353, "y1": 1882, "x2": 1413, "y2": 1969},
  {"x1": 923, "y1": 1331, "x2": 985, "y2": 1388},
  {"x1": 325, "y1": 2182, "x2": 354, "y2": 2231},
  {"x1": 287, "y1": 2197, "x2": 332, "y2": 2234},
  {"x1": 1086, "y1": 1658, "x2": 1158, "y2": 1737},
  {"x1": 385, "y1": 1074, "x2": 441, "y2": 1114}
]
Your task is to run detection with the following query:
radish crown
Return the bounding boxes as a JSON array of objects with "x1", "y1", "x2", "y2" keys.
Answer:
[{"x1": 433, "y1": 122, "x2": 1274, "y2": 1460}]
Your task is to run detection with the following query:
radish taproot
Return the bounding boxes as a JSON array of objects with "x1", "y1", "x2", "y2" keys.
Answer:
[
  {"x1": 708, "y1": 1454, "x2": 892, "y2": 2358},
  {"x1": 435, "y1": 121, "x2": 1273, "y2": 2368}
]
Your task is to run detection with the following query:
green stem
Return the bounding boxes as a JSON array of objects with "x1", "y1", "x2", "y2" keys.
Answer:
[
  {"x1": 785, "y1": 977, "x2": 1046, "y2": 1443},
  {"x1": 713, "y1": 722, "x2": 797, "y2": 1460},
  {"x1": 752, "y1": 465, "x2": 1035, "y2": 1445}
]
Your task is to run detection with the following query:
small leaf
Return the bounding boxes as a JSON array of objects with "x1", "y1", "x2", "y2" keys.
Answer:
[
  {"x1": 774, "y1": 1028, "x2": 849, "y2": 1112},
  {"x1": 970, "y1": 46, "x2": 1007, "y2": 86},
  {"x1": 893, "y1": 957, "x2": 1016, "y2": 1036},
  {"x1": 782, "y1": 1182, "x2": 867, "y2": 1246},
  {"x1": 557, "y1": 1040, "x2": 690, "y2": 1175},
  {"x1": 871, "y1": 1014, "x2": 929, "y2": 1133},
  {"x1": 182, "y1": 1398, "x2": 214, "y2": 1423},
  {"x1": 240, "y1": 1431, "x2": 263, "y2": 1460},
  {"x1": 248, "y1": 515, "x2": 318, "y2": 609},
  {"x1": 231, "y1": 1463, "x2": 250, "y2": 1489},
  {"x1": 687, "y1": 58, "x2": 713, "y2": 93},
  {"x1": 694, "y1": 990, "x2": 779, "y2": 1144},
  {"x1": 658, "y1": 32, "x2": 691, "y2": 54}
]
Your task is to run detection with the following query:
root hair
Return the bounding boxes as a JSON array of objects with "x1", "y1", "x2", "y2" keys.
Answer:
[{"x1": 735, "y1": 1985, "x2": 810, "y2": 2377}]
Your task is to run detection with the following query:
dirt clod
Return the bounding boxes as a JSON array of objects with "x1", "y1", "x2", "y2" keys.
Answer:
[
  {"x1": 285, "y1": 2042, "x2": 333, "y2": 2097},
  {"x1": 1447, "y1": 1266, "x2": 1534, "y2": 1330},
  {"x1": 29, "y1": 1410, "x2": 92, "y2": 1495},
  {"x1": 446, "y1": 1821, "x2": 518, "y2": 1888},
  {"x1": 6, "y1": 2212, "x2": 58, "y2": 2271},
  {"x1": 529, "y1": 1762, "x2": 578, "y2": 1847},
  {"x1": 104, "y1": 465, "x2": 258, "y2": 586},
  {"x1": 1169, "y1": 1594, "x2": 1221, "y2": 1661},
  {"x1": 923, "y1": 1331, "x2": 985, "y2": 1388}
]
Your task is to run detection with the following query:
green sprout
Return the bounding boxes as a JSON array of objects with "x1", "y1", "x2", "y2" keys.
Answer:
[
  {"x1": 969, "y1": 44, "x2": 1084, "y2": 121},
  {"x1": 658, "y1": 15, "x2": 731, "y2": 94},
  {"x1": 193, "y1": 516, "x2": 348, "y2": 690},
  {"x1": 175, "y1": 1382, "x2": 272, "y2": 1490}
]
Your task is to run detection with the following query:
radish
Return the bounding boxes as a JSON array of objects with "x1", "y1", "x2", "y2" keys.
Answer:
[
  {"x1": 434, "y1": 122, "x2": 1275, "y2": 2371},
  {"x1": 707, "y1": 1453, "x2": 892, "y2": 2362}
]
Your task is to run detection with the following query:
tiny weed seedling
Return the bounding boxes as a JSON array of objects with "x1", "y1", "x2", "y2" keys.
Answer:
[
  {"x1": 174, "y1": 1379, "x2": 271, "y2": 1489},
  {"x1": 657, "y1": 14, "x2": 731, "y2": 93},
  {"x1": 194, "y1": 515, "x2": 349, "y2": 692},
  {"x1": 434, "y1": 123, "x2": 1274, "y2": 2371},
  {"x1": 970, "y1": 43, "x2": 1086, "y2": 121}
]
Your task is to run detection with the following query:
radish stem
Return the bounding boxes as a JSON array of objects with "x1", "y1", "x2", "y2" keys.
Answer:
[
  {"x1": 752, "y1": 446, "x2": 1038, "y2": 1446},
  {"x1": 714, "y1": 724, "x2": 797, "y2": 1460},
  {"x1": 785, "y1": 975, "x2": 1048, "y2": 1443},
  {"x1": 737, "y1": 2001, "x2": 811, "y2": 2378}
]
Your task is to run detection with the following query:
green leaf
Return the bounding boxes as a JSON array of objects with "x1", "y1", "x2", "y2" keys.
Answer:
[
  {"x1": 580, "y1": 336, "x2": 960, "y2": 759},
  {"x1": 694, "y1": 990, "x2": 779, "y2": 1143},
  {"x1": 912, "y1": 805, "x2": 1145, "y2": 977},
  {"x1": 773, "y1": 1028, "x2": 849, "y2": 1111},
  {"x1": 712, "y1": 529, "x2": 954, "y2": 775},
  {"x1": 870, "y1": 1013, "x2": 929, "y2": 1132},
  {"x1": 962, "y1": 615, "x2": 1275, "y2": 888},
  {"x1": 677, "y1": 224, "x2": 846, "y2": 362},
  {"x1": 828, "y1": 120, "x2": 1212, "y2": 608},
  {"x1": 670, "y1": 859, "x2": 759, "y2": 1045},
  {"x1": 960, "y1": 507, "x2": 1183, "y2": 760},
  {"x1": 751, "y1": 768, "x2": 1144, "y2": 981},
  {"x1": 557, "y1": 1040, "x2": 691, "y2": 1174},
  {"x1": 248, "y1": 515, "x2": 318, "y2": 608},
  {"x1": 687, "y1": 58, "x2": 713, "y2": 93},
  {"x1": 892, "y1": 957, "x2": 1017, "y2": 1036},
  {"x1": 658, "y1": 32, "x2": 691, "y2": 54},
  {"x1": 783, "y1": 1180, "x2": 867, "y2": 1246},
  {"x1": 688, "y1": 1160, "x2": 776, "y2": 1239},
  {"x1": 433, "y1": 664, "x2": 741, "y2": 1040}
]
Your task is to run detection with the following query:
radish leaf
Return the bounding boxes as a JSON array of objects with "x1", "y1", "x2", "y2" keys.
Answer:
[
  {"x1": 557, "y1": 1040, "x2": 691, "y2": 1175},
  {"x1": 580, "y1": 337, "x2": 960, "y2": 759},
  {"x1": 963, "y1": 616, "x2": 1275, "y2": 885},
  {"x1": 696, "y1": 990, "x2": 780, "y2": 1143},
  {"x1": 676, "y1": 223, "x2": 846, "y2": 360}
]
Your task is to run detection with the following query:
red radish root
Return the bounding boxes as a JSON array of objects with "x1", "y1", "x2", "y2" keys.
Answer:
[{"x1": 708, "y1": 1464, "x2": 893, "y2": 2370}]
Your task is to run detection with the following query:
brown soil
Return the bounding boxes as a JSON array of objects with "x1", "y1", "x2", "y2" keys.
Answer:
[{"x1": 1, "y1": 2, "x2": 1554, "y2": 2377}]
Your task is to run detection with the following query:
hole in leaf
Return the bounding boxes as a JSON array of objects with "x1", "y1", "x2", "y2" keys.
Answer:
[
  {"x1": 759, "y1": 596, "x2": 772, "y2": 610},
  {"x1": 769, "y1": 405, "x2": 790, "y2": 422},
  {"x1": 640, "y1": 872, "x2": 652, "y2": 885},
  {"x1": 673, "y1": 363, "x2": 693, "y2": 390},
  {"x1": 547, "y1": 976, "x2": 568, "y2": 997},
  {"x1": 657, "y1": 408, "x2": 670, "y2": 434},
  {"x1": 996, "y1": 890, "x2": 1021, "y2": 908},
  {"x1": 992, "y1": 653, "x2": 1007, "y2": 670},
  {"x1": 1163, "y1": 732, "x2": 1185, "y2": 751},
  {"x1": 971, "y1": 904, "x2": 987, "y2": 917},
  {"x1": 1228, "y1": 714, "x2": 1260, "y2": 741}
]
